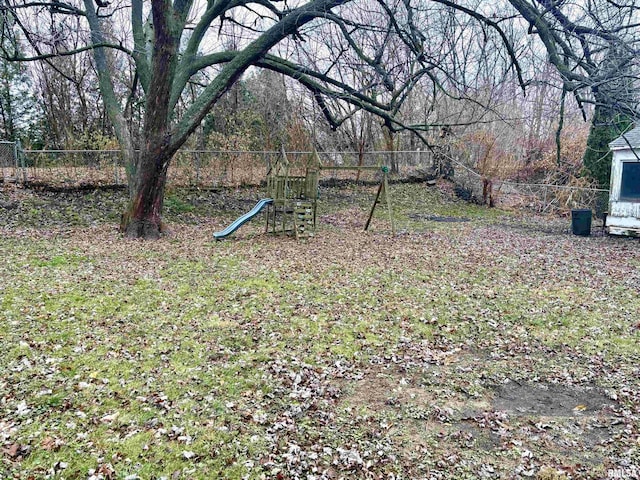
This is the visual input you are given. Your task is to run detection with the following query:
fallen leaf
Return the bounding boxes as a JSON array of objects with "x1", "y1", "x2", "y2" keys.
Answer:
[
  {"x1": 41, "y1": 436, "x2": 59, "y2": 451},
  {"x1": 5, "y1": 443, "x2": 20, "y2": 458}
]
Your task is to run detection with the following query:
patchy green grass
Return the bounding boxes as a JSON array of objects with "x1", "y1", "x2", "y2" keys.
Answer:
[{"x1": 1, "y1": 182, "x2": 639, "y2": 479}]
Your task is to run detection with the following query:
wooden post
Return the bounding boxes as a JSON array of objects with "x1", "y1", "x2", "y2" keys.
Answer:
[
  {"x1": 365, "y1": 181, "x2": 384, "y2": 231},
  {"x1": 272, "y1": 203, "x2": 277, "y2": 234},
  {"x1": 384, "y1": 171, "x2": 395, "y2": 235},
  {"x1": 281, "y1": 201, "x2": 286, "y2": 234},
  {"x1": 264, "y1": 203, "x2": 270, "y2": 233},
  {"x1": 365, "y1": 167, "x2": 395, "y2": 234}
]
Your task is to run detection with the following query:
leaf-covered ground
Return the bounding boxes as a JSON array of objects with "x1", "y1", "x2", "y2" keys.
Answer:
[{"x1": 1, "y1": 182, "x2": 639, "y2": 479}]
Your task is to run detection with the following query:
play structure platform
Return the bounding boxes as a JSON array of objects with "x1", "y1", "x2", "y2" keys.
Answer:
[{"x1": 213, "y1": 198, "x2": 273, "y2": 240}]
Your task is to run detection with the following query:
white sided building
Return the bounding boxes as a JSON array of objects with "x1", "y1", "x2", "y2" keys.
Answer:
[{"x1": 606, "y1": 126, "x2": 640, "y2": 237}]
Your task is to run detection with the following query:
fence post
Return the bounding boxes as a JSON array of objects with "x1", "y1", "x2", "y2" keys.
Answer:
[
  {"x1": 13, "y1": 141, "x2": 18, "y2": 182},
  {"x1": 114, "y1": 153, "x2": 120, "y2": 185},
  {"x1": 15, "y1": 140, "x2": 27, "y2": 183},
  {"x1": 195, "y1": 151, "x2": 201, "y2": 187}
]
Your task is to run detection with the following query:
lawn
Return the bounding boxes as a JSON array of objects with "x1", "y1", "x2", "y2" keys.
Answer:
[{"x1": 1, "y1": 182, "x2": 639, "y2": 479}]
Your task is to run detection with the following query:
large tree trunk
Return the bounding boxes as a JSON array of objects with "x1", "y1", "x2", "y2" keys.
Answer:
[
  {"x1": 119, "y1": 0, "x2": 178, "y2": 239},
  {"x1": 120, "y1": 147, "x2": 171, "y2": 239}
]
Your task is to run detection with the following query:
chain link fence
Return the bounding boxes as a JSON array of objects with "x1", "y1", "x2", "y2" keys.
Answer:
[
  {"x1": 0, "y1": 141, "x2": 22, "y2": 183},
  {"x1": 18, "y1": 149, "x2": 432, "y2": 187},
  {"x1": 18, "y1": 150, "x2": 123, "y2": 186},
  {"x1": 12, "y1": 147, "x2": 607, "y2": 215},
  {"x1": 444, "y1": 153, "x2": 609, "y2": 216}
]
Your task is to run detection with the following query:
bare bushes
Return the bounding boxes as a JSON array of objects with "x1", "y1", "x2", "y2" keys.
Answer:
[{"x1": 447, "y1": 123, "x2": 604, "y2": 214}]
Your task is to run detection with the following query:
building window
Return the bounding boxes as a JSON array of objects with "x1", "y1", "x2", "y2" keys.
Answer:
[{"x1": 620, "y1": 162, "x2": 640, "y2": 200}]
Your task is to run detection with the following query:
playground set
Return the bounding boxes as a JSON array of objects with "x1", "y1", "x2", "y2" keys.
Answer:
[{"x1": 213, "y1": 149, "x2": 394, "y2": 240}]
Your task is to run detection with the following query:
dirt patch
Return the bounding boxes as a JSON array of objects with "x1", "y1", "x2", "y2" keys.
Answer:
[
  {"x1": 342, "y1": 372, "x2": 435, "y2": 410},
  {"x1": 492, "y1": 380, "x2": 615, "y2": 416},
  {"x1": 22, "y1": 181, "x2": 127, "y2": 193},
  {"x1": 338, "y1": 365, "x2": 624, "y2": 473}
]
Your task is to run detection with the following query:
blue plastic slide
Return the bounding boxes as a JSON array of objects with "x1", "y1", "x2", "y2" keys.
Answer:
[{"x1": 213, "y1": 198, "x2": 273, "y2": 240}]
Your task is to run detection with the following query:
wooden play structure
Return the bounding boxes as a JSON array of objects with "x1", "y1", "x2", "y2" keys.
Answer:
[
  {"x1": 264, "y1": 148, "x2": 395, "y2": 239},
  {"x1": 265, "y1": 148, "x2": 320, "y2": 239}
]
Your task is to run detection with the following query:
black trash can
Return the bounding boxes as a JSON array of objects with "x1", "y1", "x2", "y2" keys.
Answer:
[{"x1": 571, "y1": 209, "x2": 592, "y2": 236}]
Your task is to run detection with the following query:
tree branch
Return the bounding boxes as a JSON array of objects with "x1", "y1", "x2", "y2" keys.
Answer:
[{"x1": 1, "y1": 42, "x2": 131, "y2": 61}]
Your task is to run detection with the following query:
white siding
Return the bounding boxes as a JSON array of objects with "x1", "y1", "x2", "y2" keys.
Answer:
[{"x1": 607, "y1": 148, "x2": 640, "y2": 235}]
